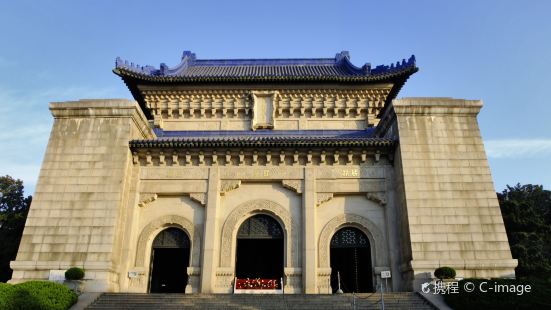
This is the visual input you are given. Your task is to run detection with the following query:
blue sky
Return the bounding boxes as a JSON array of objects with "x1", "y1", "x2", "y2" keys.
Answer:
[{"x1": 1, "y1": 0, "x2": 550, "y2": 195}]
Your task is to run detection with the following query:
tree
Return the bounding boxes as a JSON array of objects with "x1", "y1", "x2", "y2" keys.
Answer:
[
  {"x1": 497, "y1": 184, "x2": 551, "y2": 279},
  {"x1": 0, "y1": 175, "x2": 32, "y2": 282}
]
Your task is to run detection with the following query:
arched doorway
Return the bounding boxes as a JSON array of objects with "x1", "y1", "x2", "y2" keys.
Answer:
[
  {"x1": 235, "y1": 214, "x2": 284, "y2": 281},
  {"x1": 330, "y1": 227, "x2": 373, "y2": 293},
  {"x1": 149, "y1": 227, "x2": 190, "y2": 293}
]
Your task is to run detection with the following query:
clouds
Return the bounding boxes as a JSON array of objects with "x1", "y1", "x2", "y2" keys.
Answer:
[{"x1": 485, "y1": 139, "x2": 551, "y2": 159}]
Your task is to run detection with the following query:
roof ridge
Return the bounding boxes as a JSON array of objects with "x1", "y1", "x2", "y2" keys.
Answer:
[{"x1": 114, "y1": 51, "x2": 416, "y2": 80}]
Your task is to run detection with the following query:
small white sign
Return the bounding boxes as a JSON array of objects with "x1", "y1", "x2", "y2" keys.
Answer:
[
  {"x1": 48, "y1": 270, "x2": 66, "y2": 283},
  {"x1": 381, "y1": 270, "x2": 391, "y2": 279},
  {"x1": 128, "y1": 271, "x2": 144, "y2": 278}
]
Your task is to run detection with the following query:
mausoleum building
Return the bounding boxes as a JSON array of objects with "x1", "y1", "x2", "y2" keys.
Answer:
[{"x1": 10, "y1": 51, "x2": 517, "y2": 294}]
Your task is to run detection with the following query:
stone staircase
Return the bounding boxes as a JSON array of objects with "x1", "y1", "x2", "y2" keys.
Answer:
[{"x1": 86, "y1": 292, "x2": 438, "y2": 310}]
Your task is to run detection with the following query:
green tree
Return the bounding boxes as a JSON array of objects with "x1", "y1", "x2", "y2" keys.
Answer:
[
  {"x1": 497, "y1": 184, "x2": 551, "y2": 279},
  {"x1": 0, "y1": 176, "x2": 31, "y2": 282}
]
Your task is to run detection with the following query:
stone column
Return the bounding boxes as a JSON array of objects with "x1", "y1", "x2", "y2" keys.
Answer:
[
  {"x1": 384, "y1": 168, "x2": 401, "y2": 292},
  {"x1": 200, "y1": 167, "x2": 221, "y2": 293},
  {"x1": 302, "y1": 167, "x2": 316, "y2": 293}
]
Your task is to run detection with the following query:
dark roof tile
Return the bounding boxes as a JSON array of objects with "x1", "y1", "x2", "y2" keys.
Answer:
[{"x1": 129, "y1": 134, "x2": 395, "y2": 149}]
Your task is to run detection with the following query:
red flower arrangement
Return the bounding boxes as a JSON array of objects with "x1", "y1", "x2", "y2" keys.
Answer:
[{"x1": 235, "y1": 278, "x2": 280, "y2": 290}]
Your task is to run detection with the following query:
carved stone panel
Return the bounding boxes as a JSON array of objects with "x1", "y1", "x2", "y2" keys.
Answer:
[
  {"x1": 252, "y1": 91, "x2": 277, "y2": 130},
  {"x1": 315, "y1": 166, "x2": 386, "y2": 179},
  {"x1": 140, "y1": 167, "x2": 209, "y2": 180},
  {"x1": 139, "y1": 180, "x2": 207, "y2": 194},
  {"x1": 317, "y1": 179, "x2": 385, "y2": 193},
  {"x1": 220, "y1": 167, "x2": 303, "y2": 179}
]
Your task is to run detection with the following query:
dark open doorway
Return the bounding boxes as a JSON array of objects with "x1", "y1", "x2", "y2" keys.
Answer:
[
  {"x1": 235, "y1": 214, "x2": 284, "y2": 281},
  {"x1": 149, "y1": 227, "x2": 190, "y2": 293},
  {"x1": 330, "y1": 227, "x2": 373, "y2": 293}
]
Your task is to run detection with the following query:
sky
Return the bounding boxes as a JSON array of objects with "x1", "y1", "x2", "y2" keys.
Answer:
[{"x1": 0, "y1": 0, "x2": 550, "y2": 195}]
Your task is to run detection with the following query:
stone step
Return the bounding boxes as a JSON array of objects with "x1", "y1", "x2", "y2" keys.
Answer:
[{"x1": 87, "y1": 293, "x2": 437, "y2": 310}]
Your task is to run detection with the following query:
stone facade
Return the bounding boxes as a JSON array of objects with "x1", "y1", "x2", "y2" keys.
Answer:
[{"x1": 10, "y1": 52, "x2": 516, "y2": 293}]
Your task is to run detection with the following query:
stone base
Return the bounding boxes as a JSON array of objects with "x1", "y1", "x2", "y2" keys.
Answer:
[
  {"x1": 405, "y1": 259, "x2": 518, "y2": 291},
  {"x1": 9, "y1": 260, "x2": 120, "y2": 292}
]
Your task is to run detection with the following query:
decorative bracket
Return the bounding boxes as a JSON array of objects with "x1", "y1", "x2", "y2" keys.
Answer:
[
  {"x1": 220, "y1": 180, "x2": 241, "y2": 195},
  {"x1": 281, "y1": 180, "x2": 303, "y2": 194},
  {"x1": 138, "y1": 193, "x2": 157, "y2": 208},
  {"x1": 316, "y1": 193, "x2": 334, "y2": 206},
  {"x1": 189, "y1": 193, "x2": 206, "y2": 206},
  {"x1": 366, "y1": 192, "x2": 387, "y2": 206}
]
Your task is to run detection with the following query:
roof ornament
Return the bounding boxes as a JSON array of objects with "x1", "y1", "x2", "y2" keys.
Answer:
[
  {"x1": 181, "y1": 50, "x2": 197, "y2": 62},
  {"x1": 115, "y1": 57, "x2": 158, "y2": 75},
  {"x1": 159, "y1": 63, "x2": 168, "y2": 75},
  {"x1": 335, "y1": 51, "x2": 350, "y2": 63},
  {"x1": 336, "y1": 51, "x2": 372, "y2": 74},
  {"x1": 371, "y1": 55, "x2": 416, "y2": 74}
]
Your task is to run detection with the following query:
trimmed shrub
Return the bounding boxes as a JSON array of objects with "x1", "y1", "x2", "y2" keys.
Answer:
[
  {"x1": 65, "y1": 267, "x2": 85, "y2": 280},
  {"x1": 0, "y1": 281, "x2": 77, "y2": 310},
  {"x1": 0, "y1": 283, "x2": 16, "y2": 309},
  {"x1": 434, "y1": 266, "x2": 456, "y2": 279}
]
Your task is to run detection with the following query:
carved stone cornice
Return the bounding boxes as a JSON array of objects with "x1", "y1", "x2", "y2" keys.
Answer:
[
  {"x1": 138, "y1": 193, "x2": 157, "y2": 208},
  {"x1": 220, "y1": 180, "x2": 241, "y2": 195},
  {"x1": 141, "y1": 88, "x2": 390, "y2": 122},
  {"x1": 131, "y1": 148, "x2": 393, "y2": 167},
  {"x1": 281, "y1": 180, "x2": 303, "y2": 194}
]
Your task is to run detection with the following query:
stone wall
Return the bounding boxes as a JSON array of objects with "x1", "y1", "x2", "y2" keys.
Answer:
[
  {"x1": 10, "y1": 99, "x2": 154, "y2": 291},
  {"x1": 11, "y1": 95, "x2": 517, "y2": 295},
  {"x1": 123, "y1": 165, "x2": 397, "y2": 294},
  {"x1": 378, "y1": 97, "x2": 517, "y2": 290}
]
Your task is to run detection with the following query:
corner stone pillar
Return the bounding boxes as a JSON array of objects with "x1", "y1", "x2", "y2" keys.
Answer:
[
  {"x1": 200, "y1": 167, "x2": 221, "y2": 293},
  {"x1": 302, "y1": 167, "x2": 317, "y2": 293},
  {"x1": 10, "y1": 99, "x2": 154, "y2": 292},
  {"x1": 381, "y1": 98, "x2": 517, "y2": 290}
]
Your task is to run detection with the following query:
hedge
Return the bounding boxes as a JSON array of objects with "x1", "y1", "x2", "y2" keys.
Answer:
[
  {"x1": 0, "y1": 283, "x2": 16, "y2": 309},
  {"x1": 0, "y1": 281, "x2": 77, "y2": 310}
]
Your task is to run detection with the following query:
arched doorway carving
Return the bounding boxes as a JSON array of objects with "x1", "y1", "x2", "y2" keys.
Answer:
[
  {"x1": 235, "y1": 214, "x2": 284, "y2": 282},
  {"x1": 330, "y1": 227, "x2": 373, "y2": 293},
  {"x1": 149, "y1": 227, "x2": 190, "y2": 293}
]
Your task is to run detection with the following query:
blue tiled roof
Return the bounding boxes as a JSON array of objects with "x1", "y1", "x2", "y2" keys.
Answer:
[
  {"x1": 130, "y1": 129, "x2": 393, "y2": 149},
  {"x1": 114, "y1": 51, "x2": 418, "y2": 120},
  {"x1": 114, "y1": 51, "x2": 416, "y2": 81}
]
